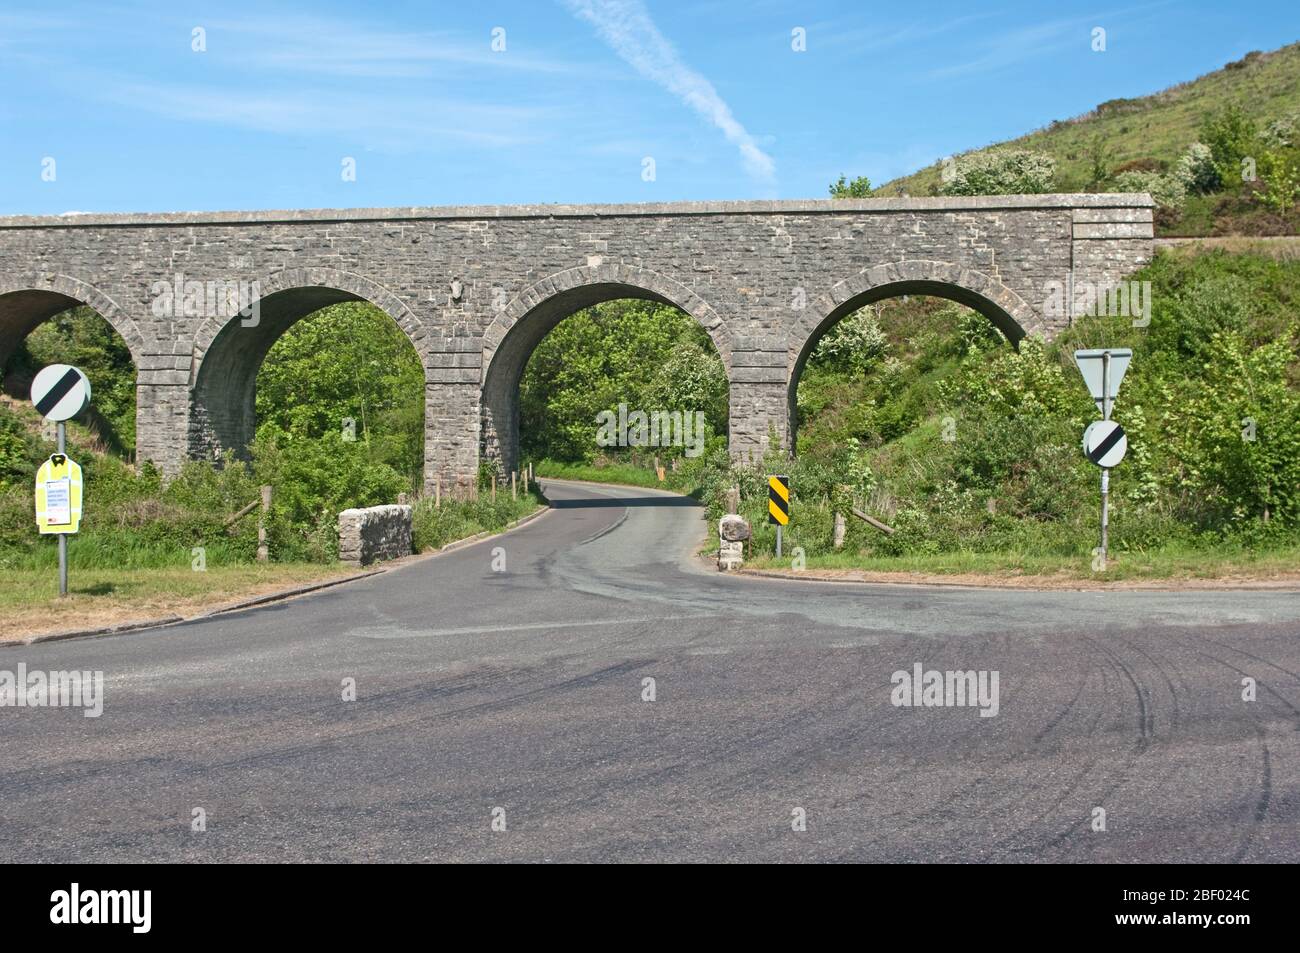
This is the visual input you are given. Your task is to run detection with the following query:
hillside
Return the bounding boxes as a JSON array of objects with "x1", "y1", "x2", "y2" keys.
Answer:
[
  {"x1": 760, "y1": 243, "x2": 1300, "y2": 571},
  {"x1": 874, "y1": 42, "x2": 1300, "y2": 235}
]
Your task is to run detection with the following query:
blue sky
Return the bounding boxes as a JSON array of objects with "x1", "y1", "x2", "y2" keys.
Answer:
[{"x1": 2, "y1": 0, "x2": 1297, "y2": 214}]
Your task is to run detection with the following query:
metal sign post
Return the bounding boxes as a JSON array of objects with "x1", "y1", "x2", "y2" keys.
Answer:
[
  {"x1": 1100, "y1": 353, "x2": 1110, "y2": 570},
  {"x1": 31, "y1": 364, "x2": 90, "y2": 598},
  {"x1": 57, "y1": 421, "x2": 68, "y2": 596},
  {"x1": 1074, "y1": 348, "x2": 1133, "y2": 572}
]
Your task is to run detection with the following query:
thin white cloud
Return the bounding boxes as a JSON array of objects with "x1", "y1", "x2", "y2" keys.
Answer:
[
  {"x1": 206, "y1": 14, "x2": 597, "y2": 79},
  {"x1": 925, "y1": 3, "x2": 1176, "y2": 80},
  {"x1": 926, "y1": 17, "x2": 1087, "y2": 80},
  {"x1": 807, "y1": 13, "x2": 1003, "y2": 54},
  {"x1": 560, "y1": 0, "x2": 775, "y2": 182},
  {"x1": 93, "y1": 79, "x2": 550, "y2": 149}
]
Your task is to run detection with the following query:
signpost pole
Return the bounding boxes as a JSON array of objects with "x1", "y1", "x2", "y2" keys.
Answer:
[
  {"x1": 57, "y1": 420, "x2": 68, "y2": 597},
  {"x1": 776, "y1": 525, "x2": 783, "y2": 560},
  {"x1": 1099, "y1": 353, "x2": 1111, "y2": 569}
]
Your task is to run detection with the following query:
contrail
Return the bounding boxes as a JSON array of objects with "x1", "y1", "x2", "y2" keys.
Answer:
[{"x1": 561, "y1": 0, "x2": 775, "y2": 182}]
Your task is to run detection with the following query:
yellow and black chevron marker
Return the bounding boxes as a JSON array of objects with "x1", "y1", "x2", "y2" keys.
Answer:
[{"x1": 767, "y1": 475, "x2": 790, "y2": 526}]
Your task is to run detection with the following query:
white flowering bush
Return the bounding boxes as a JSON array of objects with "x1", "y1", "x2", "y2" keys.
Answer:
[
  {"x1": 810, "y1": 307, "x2": 889, "y2": 372},
  {"x1": 938, "y1": 149, "x2": 1056, "y2": 196},
  {"x1": 1172, "y1": 142, "x2": 1220, "y2": 194},
  {"x1": 1114, "y1": 169, "x2": 1187, "y2": 210}
]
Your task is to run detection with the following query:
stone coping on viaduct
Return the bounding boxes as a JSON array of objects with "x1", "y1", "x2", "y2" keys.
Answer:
[{"x1": 0, "y1": 193, "x2": 1154, "y2": 229}]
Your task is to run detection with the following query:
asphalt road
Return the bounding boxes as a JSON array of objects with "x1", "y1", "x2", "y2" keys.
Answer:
[{"x1": 2, "y1": 479, "x2": 1297, "y2": 862}]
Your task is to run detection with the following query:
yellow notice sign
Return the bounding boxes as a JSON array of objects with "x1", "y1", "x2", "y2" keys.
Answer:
[{"x1": 35, "y1": 453, "x2": 83, "y2": 534}]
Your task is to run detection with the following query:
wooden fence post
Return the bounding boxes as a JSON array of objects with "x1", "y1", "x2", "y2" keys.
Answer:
[{"x1": 257, "y1": 485, "x2": 272, "y2": 562}]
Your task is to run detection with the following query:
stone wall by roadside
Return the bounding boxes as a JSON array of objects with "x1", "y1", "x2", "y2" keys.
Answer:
[{"x1": 338, "y1": 505, "x2": 413, "y2": 566}]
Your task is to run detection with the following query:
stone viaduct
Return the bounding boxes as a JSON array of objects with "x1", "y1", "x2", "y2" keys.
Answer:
[{"x1": 0, "y1": 194, "x2": 1153, "y2": 492}]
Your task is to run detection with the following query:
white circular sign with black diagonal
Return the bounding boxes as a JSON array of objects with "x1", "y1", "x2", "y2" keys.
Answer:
[
  {"x1": 30, "y1": 364, "x2": 91, "y2": 421},
  {"x1": 1083, "y1": 420, "x2": 1126, "y2": 468}
]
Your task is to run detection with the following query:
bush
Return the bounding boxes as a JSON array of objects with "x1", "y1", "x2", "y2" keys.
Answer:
[
  {"x1": 1261, "y1": 114, "x2": 1298, "y2": 149},
  {"x1": 829, "y1": 175, "x2": 873, "y2": 198},
  {"x1": 1172, "y1": 142, "x2": 1221, "y2": 194},
  {"x1": 1258, "y1": 150, "x2": 1300, "y2": 213},
  {"x1": 810, "y1": 308, "x2": 888, "y2": 372},
  {"x1": 520, "y1": 299, "x2": 727, "y2": 464},
  {"x1": 939, "y1": 149, "x2": 1055, "y2": 195},
  {"x1": 410, "y1": 489, "x2": 544, "y2": 551},
  {"x1": 1114, "y1": 169, "x2": 1187, "y2": 210},
  {"x1": 1200, "y1": 104, "x2": 1258, "y2": 188}
]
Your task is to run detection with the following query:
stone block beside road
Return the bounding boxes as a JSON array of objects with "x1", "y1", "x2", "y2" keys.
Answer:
[
  {"x1": 338, "y1": 505, "x2": 413, "y2": 566},
  {"x1": 718, "y1": 514, "x2": 750, "y2": 571}
]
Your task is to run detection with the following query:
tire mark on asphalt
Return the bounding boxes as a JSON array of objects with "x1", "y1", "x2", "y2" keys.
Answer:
[
  {"x1": 1231, "y1": 730, "x2": 1271, "y2": 864},
  {"x1": 1006, "y1": 638, "x2": 1160, "y2": 859},
  {"x1": 1085, "y1": 635, "x2": 1153, "y2": 750},
  {"x1": 1156, "y1": 628, "x2": 1285, "y2": 864}
]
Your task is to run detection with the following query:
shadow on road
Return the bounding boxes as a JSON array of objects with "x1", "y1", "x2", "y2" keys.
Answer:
[{"x1": 548, "y1": 495, "x2": 700, "y2": 509}]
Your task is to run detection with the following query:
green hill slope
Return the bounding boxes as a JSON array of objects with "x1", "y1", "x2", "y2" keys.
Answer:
[{"x1": 874, "y1": 43, "x2": 1300, "y2": 235}]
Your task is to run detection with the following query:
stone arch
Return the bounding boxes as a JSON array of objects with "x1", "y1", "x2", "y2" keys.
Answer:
[
  {"x1": 188, "y1": 267, "x2": 426, "y2": 465},
  {"x1": 480, "y1": 263, "x2": 730, "y2": 475},
  {"x1": 190, "y1": 267, "x2": 427, "y2": 366},
  {"x1": 787, "y1": 259, "x2": 1038, "y2": 448},
  {"x1": 0, "y1": 274, "x2": 147, "y2": 369}
]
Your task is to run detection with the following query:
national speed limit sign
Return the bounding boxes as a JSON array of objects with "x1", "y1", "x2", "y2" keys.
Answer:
[
  {"x1": 1082, "y1": 420, "x2": 1127, "y2": 468},
  {"x1": 30, "y1": 364, "x2": 91, "y2": 421}
]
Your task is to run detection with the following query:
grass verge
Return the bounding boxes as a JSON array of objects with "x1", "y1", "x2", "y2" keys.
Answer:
[
  {"x1": 0, "y1": 562, "x2": 358, "y2": 642},
  {"x1": 741, "y1": 540, "x2": 1300, "y2": 586},
  {"x1": 534, "y1": 459, "x2": 668, "y2": 489},
  {"x1": 1, "y1": 491, "x2": 551, "y2": 642}
]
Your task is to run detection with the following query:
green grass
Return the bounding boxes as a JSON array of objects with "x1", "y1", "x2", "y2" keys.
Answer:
[
  {"x1": 410, "y1": 488, "x2": 547, "y2": 551},
  {"x1": 1, "y1": 561, "x2": 356, "y2": 640},
  {"x1": 1, "y1": 535, "x2": 252, "y2": 571},
  {"x1": 534, "y1": 458, "x2": 670, "y2": 489},
  {"x1": 876, "y1": 43, "x2": 1300, "y2": 199},
  {"x1": 743, "y1": 540, "x2": 1300, "y2": 582},
  {"x1": 533, "y1": 457, "x2": 713, "y2": 501}
]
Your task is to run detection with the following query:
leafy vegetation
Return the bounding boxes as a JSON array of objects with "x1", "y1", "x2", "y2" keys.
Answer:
[
  {"x1": 519, "y1": 298, "x2": 727, "y2": 463},
  {"x1": 829, "y1": 174, "x2": 873, "y2": 198},
  {"x1": 0, "y1": 301, "x2": 538, "y2": 571},
  {"x1": 3, "y1": 241, "x2": 1295, "y2": 584},
  {"x1": 255, "y1": 302, "x2": 425, "y2": 489},
  {"x1": 718, "y1": 248, "x2": 1300, "y2": 571},
  {"x1": 938, "y1": 149, "x2": 1056, "y2": 196},
  {"x1": 411, "y1": 483, "x2": 545, "y2": 551},
  {"x1": 5, "y1": 307, "x2": 138, "y2": 455},
  {"x1": 874, "y1": 42, "x2": 1300, "y2": 235}
]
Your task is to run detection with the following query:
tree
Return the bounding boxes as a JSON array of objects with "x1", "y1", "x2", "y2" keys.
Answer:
[
  {"x1": 15, "y1": 306, "x2": 137, "y2": 454},
  {"x1": 519, "y1": 300, "x2": 727, "y2": 462},
  {"x1": 255, "y1": 302, "x2": 425, "y2": 487},
  {"x1": 1199, "y1": 104, "x2": 1258, "y2": 188},
  {"x1": 829, "y1": 175, "x2": 872, "y2": 198}
]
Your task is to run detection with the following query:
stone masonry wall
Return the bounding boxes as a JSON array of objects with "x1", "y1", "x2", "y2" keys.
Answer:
[
  {"x1": 0, "y1": 195, "x2": 1154, "y2": 490},
  {"x1": 337, "y1": 504, "x2": 413, "y2": 566}
]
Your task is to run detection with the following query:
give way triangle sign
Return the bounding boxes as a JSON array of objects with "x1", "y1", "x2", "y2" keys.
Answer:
[{"x1": 1073, "y1": 349, "x2": 1132, "y2": 415}]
